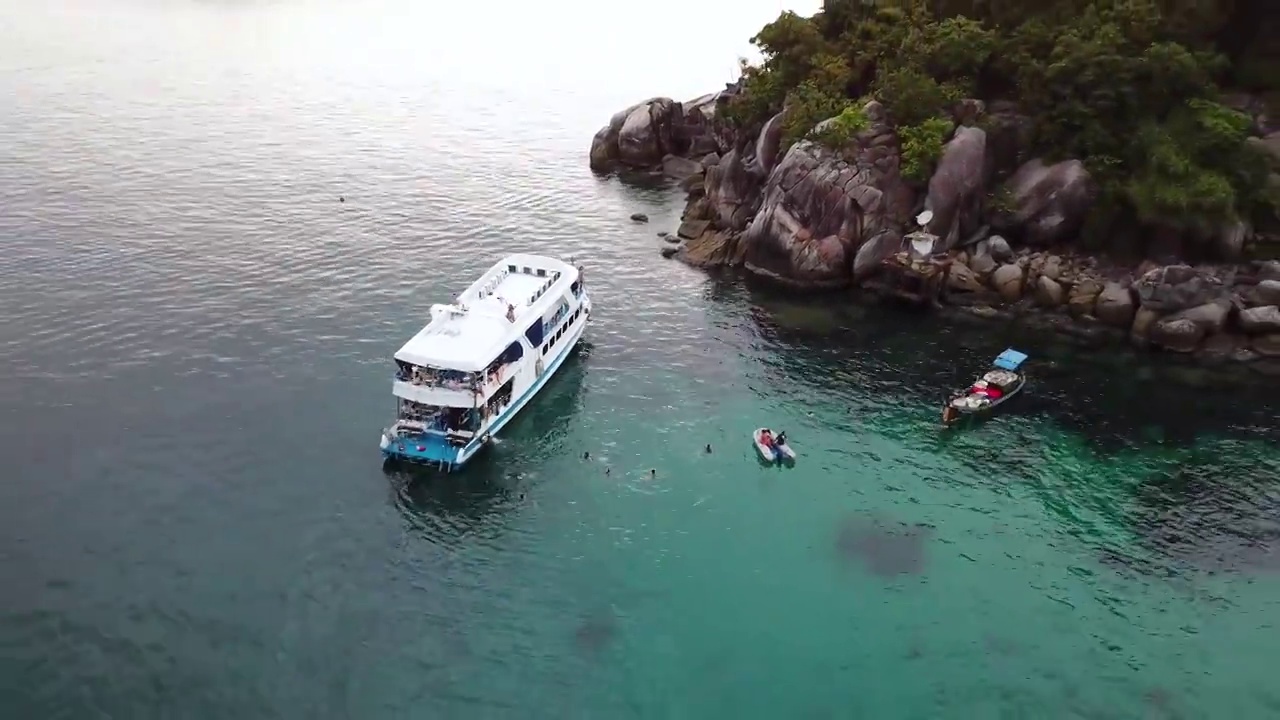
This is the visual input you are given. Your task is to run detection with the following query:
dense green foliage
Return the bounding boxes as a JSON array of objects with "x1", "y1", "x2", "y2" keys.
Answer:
[
  {"x1": 722, "y1": 0, "x2": 1280, "y2": 234},
  {"x1": 898, "y1": 116, "x2": 952, "y2": 183},
  {"x1": 808, "y1": 103, "x2": 870, "y2": 149}
]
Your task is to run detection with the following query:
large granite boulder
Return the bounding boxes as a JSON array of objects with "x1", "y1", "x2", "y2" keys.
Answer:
[
  {"x1": 692, "y1": 110, "x2": 785, "y2": 234},
  {"x1": 1133, "y1": 265, "x2": 1227, "y2": 313},
  {"x1": 1131, "y1": 307, "x2": 1159, "y2": 345},
  {"x1": 1167, "y1": 300, "x2": 1231, "y2": 335},
  {"x1": 740, "y1": 100, "x2": 913, "y2": 288},
  {"x1": 1261, "y1": 260, "x2": 1280, "y2": 282},
  {"x1": 922, "y1": 125, "x2": 986, "y2": 251},
  {"x1": 1067, "y1": 279, "x2": 1102, "y2": 318},
  {"x1": 979, "y1": 235, "x2": 1013, "y2": 262},
  {"x1": 1150, "y1": 317, "x2": 1205, "y2": 352},
  {"x1": 991, "y1": 263, "x2": 1024, "y2": 301},
  {"x1": 1253, "y1": 334, "x2": 1280, "y2": 356},
  {"x1": 1034, "y1": 275, "x2": 1065, "y2": 307},
  {"x1": 1248, "y1": 130, "x2": 1280, "y2": 171},
  {"x1": 983, "y1": 101, "x2": 1033, "y2": 181},
  {"x1": 947, "y1": 260, "x2": 987, "y2": 293},
  {"x1": 1240, "y1": 305, "x2": 1280, "y2": 334},
  {"x1": 1214, "y1": 220, "x2": 1250, "y2": 261},
  {"x1": 589, "y1": 94, "x2": 725, "y2": 172},
  {"x1": 704, "y1": 147, "x2": 765, "y2": 231},
  {"x1": 1252, "y1": 279, "x2": 1280, "y2": 306},
  {"x1": 995, "y1": 158, "x2": 1095, "y2": 245},
  {"x1": 1094, "y1": 282, "x2": 1135, "y2": 328}
]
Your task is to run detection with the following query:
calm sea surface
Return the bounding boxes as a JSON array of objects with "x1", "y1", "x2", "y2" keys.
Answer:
[{"x1": 4, "y1": 1, "x2": 1280, "y2": 717}]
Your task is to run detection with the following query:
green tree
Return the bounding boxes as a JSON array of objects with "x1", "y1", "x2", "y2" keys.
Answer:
[{"x1": 720, "y1": 0, "x2": 1280, "y2": 236}]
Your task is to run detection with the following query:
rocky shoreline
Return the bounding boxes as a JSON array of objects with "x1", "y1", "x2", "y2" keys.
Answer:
[{"x1": 589, "y1": 88, "x2": 1280, "y2": 376}]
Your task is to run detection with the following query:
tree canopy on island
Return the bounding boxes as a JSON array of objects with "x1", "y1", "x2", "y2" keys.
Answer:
[{"x1": 722, "y1": 0, "x2": 1280, "y2": 239}]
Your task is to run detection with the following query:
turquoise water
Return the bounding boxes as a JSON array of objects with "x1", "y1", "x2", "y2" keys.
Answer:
[{"x1": 3, "y1": 1, "x2": 1280, "y2": 717}]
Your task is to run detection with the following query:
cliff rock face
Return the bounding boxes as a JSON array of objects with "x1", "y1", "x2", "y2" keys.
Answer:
[{"x1": 738, "y1": 101, "x2": 913, "y2": 288}]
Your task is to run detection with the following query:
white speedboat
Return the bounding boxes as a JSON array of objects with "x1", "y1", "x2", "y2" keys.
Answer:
[
  {"x1": 752, "y1": 428, "x2": 795, "y2": 463},
  {"x1": 380, "y1": 254, "x2": 591, "y2": 469}
]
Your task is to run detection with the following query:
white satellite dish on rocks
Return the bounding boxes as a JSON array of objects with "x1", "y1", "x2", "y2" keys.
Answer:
[{"x1": 916, "y1": 209, "x2": 934, "y2": 227}]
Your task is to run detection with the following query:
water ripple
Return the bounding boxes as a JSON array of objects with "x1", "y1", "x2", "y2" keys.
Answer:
[{"x1": 5, "y1": 1, "x2": 1280, "y2": 718}]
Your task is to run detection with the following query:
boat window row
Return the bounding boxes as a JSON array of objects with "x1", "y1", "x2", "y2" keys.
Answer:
[
  {"x1": 507, "y1": 264, "x2": 561, "y2": 280},
  {"x1": 541, "y1": 305, "x2": 582, "y2": 356},
  {"x1": 544, "y1": 302, "x2": 570, "y2": 333},
  {"x1": 481, "y1": 378, "x2": 514, "y2": 422}
]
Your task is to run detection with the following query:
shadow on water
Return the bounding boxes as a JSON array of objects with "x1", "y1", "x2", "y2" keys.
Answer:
[
  {"x1": 383, "y1": 345, "x2": 593, "y2": 535},
  {"x1": 834, "y1": 512, "x2": 934, "y2": 578},
  {"x1": 719, "y1": 282, "x2": 1280, "y2": 577}
]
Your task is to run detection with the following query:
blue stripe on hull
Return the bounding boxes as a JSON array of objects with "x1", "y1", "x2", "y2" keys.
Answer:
[{"x1": 382, "y1": 316, "x2": 587, "y2": 469}]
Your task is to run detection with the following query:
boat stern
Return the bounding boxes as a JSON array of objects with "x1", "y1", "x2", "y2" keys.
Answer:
[{"x1": 381, "y1": 428, "x2": 468, "y2": 469}]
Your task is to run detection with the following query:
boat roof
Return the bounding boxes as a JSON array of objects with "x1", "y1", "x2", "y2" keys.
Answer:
[
  {"x1": 394, "y1": 254, "x2": 579, "y2": 373},
  {"x1": 993, "y1": 348, "x2": 1027, "y2": 371}
]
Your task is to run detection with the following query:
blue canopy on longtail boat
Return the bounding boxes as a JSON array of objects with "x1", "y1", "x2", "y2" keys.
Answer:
[{"x1": 993, "y1": 348, "x2": 1028, "y2": 371}]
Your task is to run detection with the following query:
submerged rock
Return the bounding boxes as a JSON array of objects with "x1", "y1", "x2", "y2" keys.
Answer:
[
  {"x1": 573, "y1": 608, "x2": 618, "y2": 654},
  {"x1": 835, "y1": 514, "x2": 932, "y2": 577}
]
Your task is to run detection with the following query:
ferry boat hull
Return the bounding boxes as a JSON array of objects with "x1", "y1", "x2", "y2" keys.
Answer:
[{"x1": 380, "y1": 254, "x2": 591, "y2": 470}]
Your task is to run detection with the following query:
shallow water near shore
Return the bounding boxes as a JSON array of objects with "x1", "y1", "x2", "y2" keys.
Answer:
[{"x1": 4, "y1": 1, "x2": 1280, "y2": 717}]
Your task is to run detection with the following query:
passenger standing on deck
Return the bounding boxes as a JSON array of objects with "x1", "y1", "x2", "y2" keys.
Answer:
[{"x1": 506, "y1": 303, "x2": 516, "y2": 322}]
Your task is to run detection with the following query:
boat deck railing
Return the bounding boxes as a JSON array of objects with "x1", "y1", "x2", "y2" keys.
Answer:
[{"x1": 395, "y1": 360, "x2": 512, "y2": 395}]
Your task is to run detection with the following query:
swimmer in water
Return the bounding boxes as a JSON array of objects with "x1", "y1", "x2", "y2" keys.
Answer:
[
  {"x1": 605, "y1": 467, "x2": 611, "y2": 475},
  {"x1": 583, "y1": 451, "x2": 590, "y2": 460},
  {"x1": 650, "y1": 468, "x2": 656, "y2": 477},
  {"x1": 705, "y1": 443, "x2": 712, "y2": 453}
]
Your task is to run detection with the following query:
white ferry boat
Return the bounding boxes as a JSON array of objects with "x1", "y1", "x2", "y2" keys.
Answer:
[{"x1": 380, "y1": 254, "x2": 591, "y2": 469}]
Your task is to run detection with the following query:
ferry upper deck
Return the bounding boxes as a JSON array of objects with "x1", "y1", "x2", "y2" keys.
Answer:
[{"x1": 393, "y1": 254, "x2": 582, "y2": 373}]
